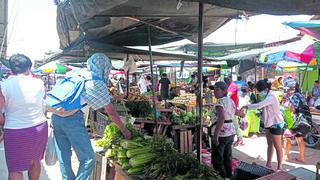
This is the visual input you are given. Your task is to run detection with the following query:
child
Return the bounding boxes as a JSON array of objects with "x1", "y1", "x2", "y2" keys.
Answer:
[{"x1": 210, "y1": 81, "x2": 244, "y2": 178}]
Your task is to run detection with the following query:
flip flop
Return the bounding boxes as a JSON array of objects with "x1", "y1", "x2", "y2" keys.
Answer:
[
  {"x1": 233, "y1": 140, "x2": 244, "y2": 147},
  {"x1": 293, "y1": 158, "x2": 305, "y2": 163}
]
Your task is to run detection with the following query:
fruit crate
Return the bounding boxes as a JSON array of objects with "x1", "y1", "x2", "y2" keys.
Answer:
[
  {"x1": 90, "y1": 152, "x2": 108, "y2": 180},
  {"x1": 91, "y1": 111, "x2": 110, "y2": 138},
  {"x1": 112, "y1": 101, "x2": 128, "y2": 117},
  {"x1": 89, "y1": 102, "x2": 128, "y2": 138}
]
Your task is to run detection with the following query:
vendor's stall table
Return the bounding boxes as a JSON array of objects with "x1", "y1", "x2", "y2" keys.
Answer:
[
  {"x1": 256, "y1": 171, "x2": 295, "y2": 180},
  {"x1": 288, "y1": 167, "x2": 319, "y2": 180},
  {"x1": 311, "y1": 113, "x2": 320, "y2": 125},
  {"x1": 134, "y1": 118, "x2": 171, "y2": 135},
  {"x1": 171, "y1": 125, "x2": 196, "y2": 153},
  {"x1": 91, "y1": 152, "x2": 108, "y2": 180}
]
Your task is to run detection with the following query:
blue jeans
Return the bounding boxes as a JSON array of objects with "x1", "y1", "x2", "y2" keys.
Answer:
[{"x1": 52, "y1": 111, "x2": 95, "y2": 180}]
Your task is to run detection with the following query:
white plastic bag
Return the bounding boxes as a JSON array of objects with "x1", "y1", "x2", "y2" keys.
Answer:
[{"x1": 45, "y1": 128, "x2": 58, "y2": 166}]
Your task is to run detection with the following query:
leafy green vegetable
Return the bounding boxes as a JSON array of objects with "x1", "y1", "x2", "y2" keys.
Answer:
[{"x1": 95, "y1": 123, "x2": 122, "y2": 148}]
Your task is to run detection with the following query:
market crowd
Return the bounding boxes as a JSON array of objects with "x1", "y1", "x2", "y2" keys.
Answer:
[{"x1": 0, "y1": 53, "x2": 316, "y2": 179}]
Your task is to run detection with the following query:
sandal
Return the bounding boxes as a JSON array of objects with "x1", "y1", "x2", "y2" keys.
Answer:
[
  {"x1": 233, "y1": 139, "x2": 244, "y2": 147},
  {"x1": 293, "y1": 158, "x2": 305, "y2": 163}
]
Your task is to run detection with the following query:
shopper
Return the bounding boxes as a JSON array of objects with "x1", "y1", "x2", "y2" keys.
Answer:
[
  {"x1": 159, "y1": 73, "x2": 171, "y2": 103},
  {"x1": 0, "y1": 54, "x2": 48, "y2": 180},
  {"x1": 210, "y1": 81, "x2": 244, "y2": 178},
  {"x1": 48, "y1": 53, "x2": 131, "y2": 180},
  {"x1": 224, "y1": 76, "x2": 244, "y2": 146},
  {"x1": 283, "y1": 82, "x2": 307, "y2": 162},
  {"x1": 241, "y1": 79, "x2": 284, "y2": 170}
]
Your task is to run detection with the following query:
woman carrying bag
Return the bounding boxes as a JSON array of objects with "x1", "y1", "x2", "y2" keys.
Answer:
[{"x1": 283, "y1": 82, "x2": 308, "y2": 163}]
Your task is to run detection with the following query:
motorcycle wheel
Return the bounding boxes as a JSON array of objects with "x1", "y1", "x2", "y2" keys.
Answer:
[{"x1": 304, "y1": 122, "x2": 320, "y2": 149}]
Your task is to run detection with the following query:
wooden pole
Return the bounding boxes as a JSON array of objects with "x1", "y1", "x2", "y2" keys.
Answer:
[
  {"x1": 196, "y1": 2, "x2": 204, "y2": 162},
  {"x1": 147, "y1": 25, "x2": 158, "y2": 134}
]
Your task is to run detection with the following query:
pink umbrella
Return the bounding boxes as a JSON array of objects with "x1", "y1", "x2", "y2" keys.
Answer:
[{"x1": 260, "y1": 39, "x2": 319, "y2": 64}]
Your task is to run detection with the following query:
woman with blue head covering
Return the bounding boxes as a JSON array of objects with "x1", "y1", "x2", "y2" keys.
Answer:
[{"x1": 49, "y1": 53, "x2": 131, "y2": 180}]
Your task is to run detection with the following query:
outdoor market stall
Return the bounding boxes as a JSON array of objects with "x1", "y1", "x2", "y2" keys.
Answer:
[{"x1": 50, "y1": 0, "x2": 320, "y2": 179}]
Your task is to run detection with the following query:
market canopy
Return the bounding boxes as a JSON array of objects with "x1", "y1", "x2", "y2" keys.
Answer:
[
  {"x1": 160, "y1": 42, "x2": 265, "y2": 57},
  {"x1": 186, "y1": 0, "x2": 320, "y2": 15},
  {"x1": 56, "y1": 0, "x2": 248, "y2": 49},
  {"x1": 283, "y1": 20, "x2": 320, "y2": 40},
  {"x1": 259, "y1": 39, "x2": 320, "y2": 64},
  {"x1": 36, "y1": 61, "x2": 72, "y2": 74},
  {"x1": 47, "y1": 41, "x2": 239, "y2": 67}
]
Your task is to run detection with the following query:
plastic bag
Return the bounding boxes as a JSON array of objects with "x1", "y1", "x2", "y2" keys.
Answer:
[
  {"x1": 45, "y1": 129, "x2": 58, "y2": 166},
  {"x1": 283, "y1": 107, "x2": 294, "y2": 129},
  {"x1": 239, "y1": 118, "x2": 248, "y2": 131}
]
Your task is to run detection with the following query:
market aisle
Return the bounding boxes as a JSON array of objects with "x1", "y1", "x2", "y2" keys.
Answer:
[
  {"x1": 0, "y1": 141, "x2": 63, "y2": 180},
  {"x1": 233, "y1": 136, "x2": 319, "y2": 172}
]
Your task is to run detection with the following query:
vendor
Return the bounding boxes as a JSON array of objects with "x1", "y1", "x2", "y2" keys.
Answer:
[
  {"x1": 309, "y1": 80, "x2": 320, "y2": 106},
  {"x1": 271, "y1": 77, "x2": 283, "y2": 90}
]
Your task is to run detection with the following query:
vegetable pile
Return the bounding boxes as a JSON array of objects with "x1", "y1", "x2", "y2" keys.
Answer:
[
  {"x1": 97, "y1": 121, "x2": 221, "y2": 179},
  {"x1": 125, "y1": 94, "x2": 152, "y2": 117},
  {"x1": 171, "y1": 108, "x2": 211, "y2": 125}
]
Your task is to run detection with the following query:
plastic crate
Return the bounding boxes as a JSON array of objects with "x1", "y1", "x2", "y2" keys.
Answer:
[
  {"x1": 233, "y1": 162, "x2": 274, "y2": 180},
  {"x1": 112, "y1": 101, "x2": 128, "y2": 117},
  {"x1": 92, "y1": 111, "x2": 110, "y2": 138}
]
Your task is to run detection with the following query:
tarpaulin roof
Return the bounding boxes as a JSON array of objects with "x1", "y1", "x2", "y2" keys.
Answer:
[
  {"x1": 283, "y1": 20, "x2": 320, "y2": 40},
  {"x1": 160, "y1": 42, "x2": 265, "y2": 57},
  {"x1": 186, "y1": 0, "x2": 320, "y2": 15},
  {"x1": 50, "y1": 41, "x2": 218, "y2": 62},
  {"x1": 56, "y1": 0, "x2": 246, "y2": 49},
  {"x1": 214, "y1": 47, "x2": 273, "y2": 61}
]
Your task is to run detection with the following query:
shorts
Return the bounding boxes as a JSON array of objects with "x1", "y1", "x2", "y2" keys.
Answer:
[
  {"x1": 266, "y1": 122, "x2": 285, "y2": 135},
  {"x1": 266, "y1": 126, "x2": 284, "y2": 135}
]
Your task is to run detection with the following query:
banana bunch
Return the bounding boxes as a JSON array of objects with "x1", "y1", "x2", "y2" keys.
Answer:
[{"x1": 127, "y1": 94, "x2": 149, "y2": 102}]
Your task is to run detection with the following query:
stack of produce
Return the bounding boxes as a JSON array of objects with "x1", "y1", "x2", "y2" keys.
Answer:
[
  {"x1": 171, "y1": 108, "x2": 211, "y2": 125},
  {"x1": 127, "y1": 94, "x2": 150, "y2": 102},
  {"x1": 106, "y1": 139, "x2": 156, "y2": 175},
  {"x1": 96, "y1": 119, "x2": 221, "y2": 179},
  {"x1": 169, "y1": 93, "x2": 196, "y2": 106},
  {"x1": 109, "y1": 87, "x2": 124, "y2": 102},
  {"x1": 125, "y1": 94, "x2": 152, "y2": 117},
  {"x1": 144, "y1": 136, "x2": 221, "y2": 179}
]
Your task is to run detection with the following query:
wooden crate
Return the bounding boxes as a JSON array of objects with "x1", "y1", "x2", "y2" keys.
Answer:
[
  {"x1": 179, "y1": 130, "x2": 193, "y2": 153},
  {"x1": 114, "y1": 163, "x2": 132, "y2": 180},
  {"x1": 172, "y1": 125, "x2": 195, "y2": 153},
  {"x1": 90, "y1": 153, "x2": 108, "y2": 180}
]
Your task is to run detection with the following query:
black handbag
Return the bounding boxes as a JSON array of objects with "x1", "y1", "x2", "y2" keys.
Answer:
[
  {"x1": 291, "y1": 113, "x2": 311, "y2": 136},
  {"x1": 290, "y1": 94, "x2": 312, "y2": 136}
]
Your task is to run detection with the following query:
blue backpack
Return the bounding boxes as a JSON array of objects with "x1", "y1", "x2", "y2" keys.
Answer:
[{"x1": 46, "y1": 76, "x2": 87, "y2": 111}]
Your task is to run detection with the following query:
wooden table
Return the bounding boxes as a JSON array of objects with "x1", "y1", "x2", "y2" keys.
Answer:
[{"x1": 311, "y1": 112, "x2": 320, "y2": 125}]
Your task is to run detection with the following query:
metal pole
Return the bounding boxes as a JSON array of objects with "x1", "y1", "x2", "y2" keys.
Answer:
[
  {"x1": 147, "y1": 25, "x2": 158, "y2": 134},
  {"x1": 196, "y1": 2, "x2": 204, "y2": 162},
  {"x1": 174, "y1": 67, "x2": 177, "y2": 85},
  {"x1": 126, "y1": 54, "x2": 130, "y2": 98},
  {"x1": 301, "y1": 63, "x2": 309, "y2": 88},
  {"x1": 254, "y1": 58, "x2": 257, "y2": 84}
]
